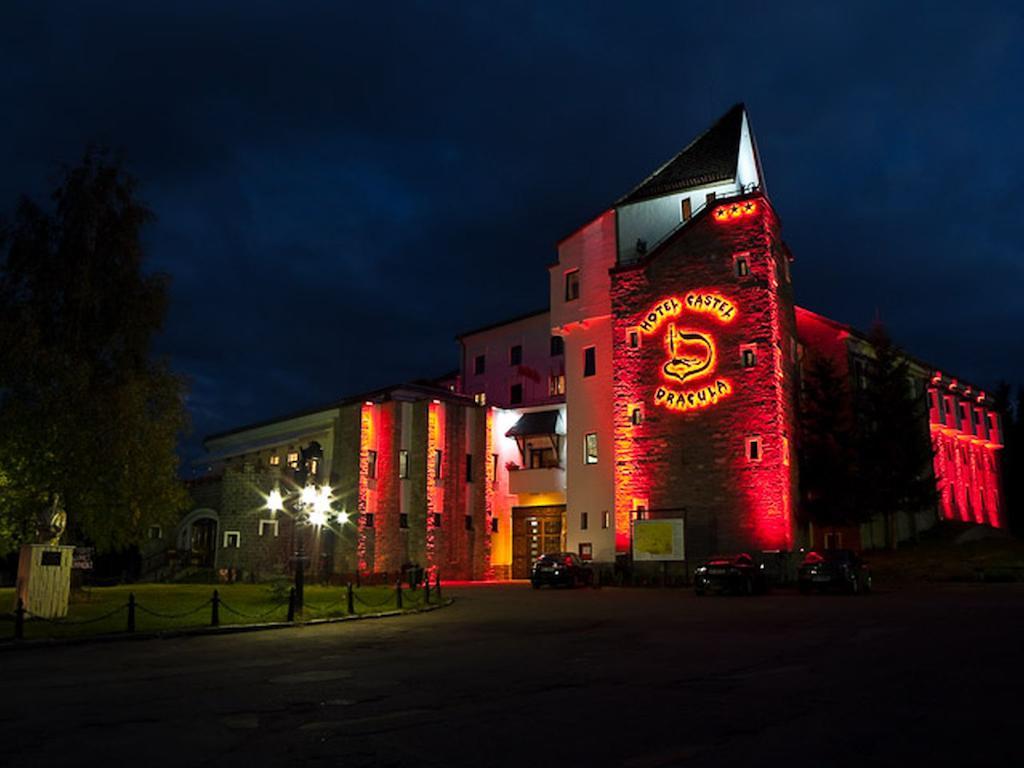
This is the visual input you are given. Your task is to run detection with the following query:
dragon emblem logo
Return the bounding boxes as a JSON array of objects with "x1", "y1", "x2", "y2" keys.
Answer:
[{"x1": 662, "y1": 324, "x2": 715, "y2": 384}]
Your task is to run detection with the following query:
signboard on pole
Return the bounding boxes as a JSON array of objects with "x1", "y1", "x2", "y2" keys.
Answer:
[{"x1": 632, "y1": 519, "x2": 685, "y2": 562}]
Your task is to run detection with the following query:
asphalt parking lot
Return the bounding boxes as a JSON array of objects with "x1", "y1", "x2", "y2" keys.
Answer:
[{"x1": 1, "y1": 583, "x2": 1022, "y2": 767}]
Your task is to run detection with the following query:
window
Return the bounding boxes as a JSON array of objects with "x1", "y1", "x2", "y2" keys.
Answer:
[
  {"x1": 434, "y1": 449, "x2": 443, "y2": 480},
  {"x1": 581, "y1": 512, "x2": 589, "y2": 530},
  {"x1": 465, "y1": 515, "x2": 474, "y2": 531},
  {"x1": 269, "y1": 455, "x2": 281, "y2": 467},
  {"x1": 705, "y1": 191, "x2": 717, "y2": 205},
  {"x1": 741, "y1": 345, "x2": 757, "y2": 368},
  {"x1": 473, "y1": 392, "x2": 487, "y2": 406},
  {"x1": 466, "y1": 453, "x2": 473, "y2": 483},
  {"x1": 584, "y1": 432, "x2": 598, "y2": 464},
  {"x1": 549, "y1": 373, "x2": 566, "y2": 396},
  {"x1": 223, "y1": 531, "x2": 241, "y2": 548},
  {"x1": 399, "y1": 513, "x2": 409, "y2": 529},
  {"x1": 565, "y1": 269, "x2": 580, "y2": 301},
  {"x1": 432, "y1": 513, "x2": 442, "y2": 528},
  {"x1": 602, "y1": 511, "x2": 610, "y2": 529},
  {"x1": 745, "y1": 436, "x2": 762, "y2": 462},
  {"x1": 258, "y1": 519, "x2": 279, "y2": 538},
  {"x1": 474, "y1": 354, "x2": 486, "y2": 375},
  {"x1": 399, "y1": 449, "x2": 409, "y2": 479},
  {"x1": 366, "y1": 449, "x2": 377, "y2": 479},
  {"x1": 510, "y1": 345, "x2": 522, "y2": 366},
  {"x1": 510, "y1": 383, "x2": 523, "y2": 405},
  {"x1": 632, "y1": 498, "x2": 648, "y2": 521},
  {"x1": 529, "y1": 446, "x2": 557, "y2": 468},
  {"x1": 286, "y1": 451, "x2": 300, "y2": 469},
  {"x1": 782, "y1": 436, "x2": 790, "y2": 466},
  {"x1": 550, "y1": 335, "x2": 564, "y2": 356},
  {"x1": 630, "y1": 405, "x2": 643, "y2": 426},
  {"x1": 491, "y1": 453, "x2": 499, "y2": 484},
  {"x1": 579, "y1": 543, "x2": 593, "y2": 561},
  {"x1": 583, "y1": 346, "x2": 596, "y2": 378},
  {"x1": 490, "y1": 517, "x2": 499, "y2": 533},
  {"x1": 681, "y1": 197, "x2": 692, "y2": 222},
  {"x1": 364, "y1": 513, "x2": 375, "y2": 528},
  {"x1": 824, "y1": 532, "x2": 843, "y2": 550},
  {"x1": 627, "y1": 328, "x2": 641, "y2": 349},
  {"x1": 734, "y1": 254, "x2": 750, "y2": 277},
  {"x1": 148, "y1": 525, "x2": 162, "y2": 540}
]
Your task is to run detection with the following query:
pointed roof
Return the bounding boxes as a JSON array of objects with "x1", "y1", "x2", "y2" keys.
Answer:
[{"x1": 616, "y1": 103, "x2": 750, "y2": 206}]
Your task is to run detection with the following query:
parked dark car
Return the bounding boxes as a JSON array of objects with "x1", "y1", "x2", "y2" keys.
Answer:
[
  {"x1": 531, "y1": 552, "x2": 593, "y2": 588},
  {"x1": 798, "y1": 549, "x2": 872, "y2": 594},
  {"x1": 694, "y1": 553, "x2": 768, "y2": 595}
]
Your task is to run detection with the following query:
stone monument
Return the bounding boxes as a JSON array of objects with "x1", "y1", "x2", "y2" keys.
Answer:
[{"x1": 15, "y1": 494, "x2": 76, "y2": 619}]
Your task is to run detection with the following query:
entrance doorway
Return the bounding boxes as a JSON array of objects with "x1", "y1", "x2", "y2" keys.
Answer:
[
  {"x1": 191, "y1": 518, "x2": 217, "y2": 567},
  {"x1": 512, "y1": 505, "x2": 565, "y2": 578}
]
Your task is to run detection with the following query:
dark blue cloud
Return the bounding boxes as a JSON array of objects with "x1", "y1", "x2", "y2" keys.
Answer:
[{"x1": 2, "y1": 1, "x2": 1022, "y2": 467}]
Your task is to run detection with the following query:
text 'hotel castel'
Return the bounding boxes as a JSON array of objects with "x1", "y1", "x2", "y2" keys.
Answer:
[{"x1": 166, "y1": 105, "x2": 1003, "y2": 581}]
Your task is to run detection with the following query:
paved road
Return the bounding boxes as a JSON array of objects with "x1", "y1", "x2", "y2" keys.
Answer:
[{"x1": 1, "y1": 583, "x2": 1022, "y2": 767}]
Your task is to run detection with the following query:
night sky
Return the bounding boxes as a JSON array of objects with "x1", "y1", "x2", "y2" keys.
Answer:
[{"x1": 2, "y1": 2, "x2": 1022, "y2": 468}]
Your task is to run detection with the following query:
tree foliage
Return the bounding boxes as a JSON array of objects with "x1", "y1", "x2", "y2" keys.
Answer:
[
  {"x1": 857, "y1": 323, "x2": 937, "y2": 546},
  {"x1": 0, "y1": 149, "x2": 189, "y2": 554},
  {"x1": 797, "y1": 354, "x2": 863, "y2": 526}
]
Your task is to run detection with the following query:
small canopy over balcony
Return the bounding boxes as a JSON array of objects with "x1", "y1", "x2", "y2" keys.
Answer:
[{"x1": 505, "y1": 409, "x2": 563, "y2": 468}]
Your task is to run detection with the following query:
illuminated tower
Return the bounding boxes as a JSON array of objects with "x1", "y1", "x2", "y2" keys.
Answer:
[{"x1": 554, "y1": 104, "x2": 798, "y2": 564}]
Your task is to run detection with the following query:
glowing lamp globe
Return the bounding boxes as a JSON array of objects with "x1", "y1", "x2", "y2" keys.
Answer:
[{"x1": 266, "y1": 488, "x2": 284, "y2": 513}]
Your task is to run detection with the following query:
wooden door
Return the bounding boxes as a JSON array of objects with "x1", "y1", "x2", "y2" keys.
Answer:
[{"x1": 512, "y1": 506, "x2": 565, "y2": 578}]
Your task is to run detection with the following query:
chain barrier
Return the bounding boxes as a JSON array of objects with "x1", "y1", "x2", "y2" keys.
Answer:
[
  {"x1": 217, "y1": 599, "x2": 290, "y2": 621},
  {"x1": 134, "y1": 601, "x2": 212, "y2": 620},
  {"x1": 352, "y1": 590, "x2": 399, "y2": 609},
  {"x1": 23, "y1": 604, "x2": 128, "y2": 626}
]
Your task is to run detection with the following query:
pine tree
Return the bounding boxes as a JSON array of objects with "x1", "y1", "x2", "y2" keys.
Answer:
[
  {"x1": 0, "y1": 149, "x2": 190, "y2": 554},
  {"x1": 797, "y1": 354, "x2": 863, "y2": 527},
  {"x1": 858, "y1": 324, "x2": 937, "y2": 548}
]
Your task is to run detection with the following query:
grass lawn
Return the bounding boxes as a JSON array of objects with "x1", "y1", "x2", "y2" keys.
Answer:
[
  {"x1": 867, "y1": 522, "x2": 1024, "y2": 583},
  {"x1": 0, "y1": 581, "x2": 435, "y2": 642}
]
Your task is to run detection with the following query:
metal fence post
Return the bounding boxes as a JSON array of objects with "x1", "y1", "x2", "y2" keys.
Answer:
[
  {"x1": 395, "y1": 579, "x2": 403, "y2": 609},
  {"x1": 127, "y1": 592, "x2": 136, "y2": 633},
  {"x1": 346, "y1": 583, "x2": 354, "y2": 615},
  {"x1": 14, "y1": 598, "x2": 24, "y2": 640},
  {"x1": 211, "y1": 589, "x2": 220, "y2": 627},
  {"x1": 287, "y1": 587, "x2": 296, "y2": 622}
]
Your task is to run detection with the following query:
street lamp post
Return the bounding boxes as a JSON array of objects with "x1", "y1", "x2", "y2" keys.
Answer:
[{"x1": 266, "y1": 483, "x2": 342, "y2": 613}]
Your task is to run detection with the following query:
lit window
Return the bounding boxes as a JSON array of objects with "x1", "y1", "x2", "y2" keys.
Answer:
[
  {"x1": 583, "y1": 346, "x2": 596, "y2": 378},
  {"x1": 258, "y1": 519, "x2": 279, "y2": 538},
  {"x1": 602, "y1": 511, "x2": 610, "y2": 529},
  {"x1": 741, "y1": 345, "x2": 757, "y2": 368},
  {"x1": 286, "y1": 451, "x2": 300, "y2": 469},
  {"x1": 632, "y1": 498, "x2": 648, "y2": 521},
  {"x1": 745, "y1": 436, "x2": 762, "y2": 462},
  {"x1": 579, "y1": 543, "x2": 593, "y2": 560},
  {"x1": 473, "y1": 392, "x2": 487, "y2": 406},
  {"x1": 550, "y1": 336, "x2": 564, "y2": 356},
  {"x1": 510, "y1": 383, "x2": 523, "y2": 405},
  {"x1": 782, "y1": 436, "x2": 790, "y2": 466},
  {"x1": 466, "y1": 453, "x2": 473, "y2": 483},
  {"x1": 734, "y1": 254, "x2": 750, "y2": 277},
  {"x1": 584, "y1": 432, "x2": 598, "y2": 464},
  {"x1": 223, "y1": 531, "x2": 241, "y2": 548},
  {"x1": 269, "y1": 455, "x2": 281, "y2": 467},
  {"x1": 474, "y1": 354, "x2": 486, "y2": 375},
  {"x1": 434, "y1": 449, "x2": 443, "y2": 480},
  {"x1": 491, "y1": 453, "x2": 499, "y2": 484},
  {"x1": 366, "y1": 449, "x2": 377, "y2": 479},
  {"x1": 627, "y1": 327, "x2": 641, "y2": 349},
  {"x1": 399, "y1": 449, "x2": 409, "y2": 479},
  {"x1": 549, "y1": 374, "x2": 566, "y2": 396},
  {"x1": 581, "y1": 512, "x2": 589, "y2": 530},
  {"x1": 148, "y1": 525, "x2": 162, "y2": 540},
  {"x1": 681, "y1": 197, "x2": 692, "y2": 222},
  {"x1": 630, "y1": 405, "x2": 643, "y2": 426},
  {"x1": 510, "y1": 345, "x2": 522, "y2": 366},
  {"x1": 565, "y1": 269, "x2": 580, "y2": 301}
]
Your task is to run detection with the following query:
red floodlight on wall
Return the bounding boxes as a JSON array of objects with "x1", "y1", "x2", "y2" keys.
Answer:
[{"x1": 712, "y1": 200, "x2": 758, "y2": 222}]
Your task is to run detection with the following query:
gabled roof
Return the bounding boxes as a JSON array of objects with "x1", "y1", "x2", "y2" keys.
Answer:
[{"x1": 615, "y1": 103, "x2": 747, "y2": 206}]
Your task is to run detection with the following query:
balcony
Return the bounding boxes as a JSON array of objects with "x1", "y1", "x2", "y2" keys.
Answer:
[{"x1": 508, "y1": 466, "x2": 566, "y2": 497}]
